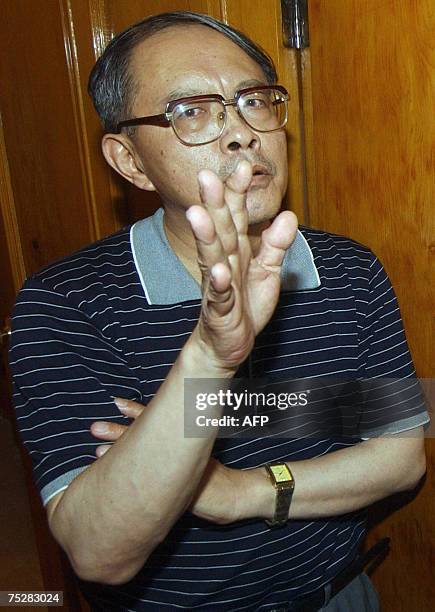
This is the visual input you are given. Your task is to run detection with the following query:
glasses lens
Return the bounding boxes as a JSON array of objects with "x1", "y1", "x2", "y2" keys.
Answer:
[
  {"x1": 172, "y1": 99, "x2": 225, "y2": 145},
  {"x1": 239, "y1": 88, "x2": 288, "y2": 132}
]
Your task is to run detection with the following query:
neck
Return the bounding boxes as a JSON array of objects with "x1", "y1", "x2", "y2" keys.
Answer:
[{"x1": 163, "y1": 204, "x2": 269, "y2": 284}]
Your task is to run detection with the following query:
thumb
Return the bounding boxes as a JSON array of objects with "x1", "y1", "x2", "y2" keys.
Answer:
[{"x1": 256, "y1": 211, "x2": 298, "y2": 269}]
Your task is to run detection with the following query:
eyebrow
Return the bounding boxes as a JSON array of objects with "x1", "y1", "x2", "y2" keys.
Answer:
[
  {"x1": 164, "y1": 87, "x2": 205, "y2": 102},
  {"x1": 163, "y1": 79, "x2": 269, "y2": 104},
  {"x1": 237, "y1": 78, "x2": 268, "y2": 90}
]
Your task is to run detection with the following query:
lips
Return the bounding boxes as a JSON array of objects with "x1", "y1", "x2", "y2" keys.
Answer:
[
  {"x1": 251, "y1": 163, "x2": 271, "y2": 177},
  {"x1": 248, "y1": 163, "x2": 273, "y2": 190}
]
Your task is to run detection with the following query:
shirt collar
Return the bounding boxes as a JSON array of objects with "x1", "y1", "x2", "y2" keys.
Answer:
[{"x1": 131, "y1": 207, "x2": 320, "y2": 305}]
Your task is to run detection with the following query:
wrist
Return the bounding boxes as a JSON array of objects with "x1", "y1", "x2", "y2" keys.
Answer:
[
  {"x1": 181, "y1": 328, "x2": 239, "y2": 379},
  {"x1": 237, "y1": 467, "x2": 276, "y2": 521}
]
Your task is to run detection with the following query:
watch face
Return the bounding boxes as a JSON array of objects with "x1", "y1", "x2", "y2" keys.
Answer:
[{"x1": 270, "y1": 464, "x2": 292, "y2": 483}]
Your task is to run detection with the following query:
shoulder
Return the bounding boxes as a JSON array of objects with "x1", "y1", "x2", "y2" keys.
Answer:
[
  {"x1": 300, "y1": 225, "x2": 379, "y2": 277},
  {"x1": 35, "y1": 227, "x2": 132, "y2": 286},
  {"x1": 299, "y1": 225, "x2": 374, "y2": 262},
  {"x1": 17, "y1": 227, "x2": 135, "y2": 302},
  {"x1": 13, "y1": 227, "x2": 141, "y2": 334}
]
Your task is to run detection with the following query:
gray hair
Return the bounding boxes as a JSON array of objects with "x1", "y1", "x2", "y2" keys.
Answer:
[{"x1": 88, "y1": 11, "x2": 278, "y2": 133}]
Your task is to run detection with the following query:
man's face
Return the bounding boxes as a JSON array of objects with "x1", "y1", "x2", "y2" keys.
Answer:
[{"x1": 128, "y1": 25, "x2": 288, "y2": 225}]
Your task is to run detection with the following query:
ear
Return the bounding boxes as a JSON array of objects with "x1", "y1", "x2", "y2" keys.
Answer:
[{"x1": 101, "y1": 133, "x2": 156, "y2": 191}]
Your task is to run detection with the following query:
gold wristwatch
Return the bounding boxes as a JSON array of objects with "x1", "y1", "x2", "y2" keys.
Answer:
[{"x1": 265, "y1": 462, "x2": 295, "y2": 528}]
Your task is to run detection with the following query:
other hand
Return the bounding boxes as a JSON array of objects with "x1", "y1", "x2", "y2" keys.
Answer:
[{"x1": 91, "y1": 398, "x2": 249, "y2": 524}]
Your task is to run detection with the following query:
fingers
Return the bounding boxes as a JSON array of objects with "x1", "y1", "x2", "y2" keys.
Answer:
[
  {"x1": 186, "y1": 205, "x2": 228, "y2": 274},
  {"x1": 90, "y1": 420, "x2": 128, "y2": 440},
  {"x1": 96, "y1": 444, "x2": 111, "y2": 458},
  {"x1": 256, "y1": 211, "x2": 298, "y2": 270},
  {"x1": 113, "y1": 397, "x2": 144, "y2": 419},
  {"x1": 198, "y1": 162, "x2": 252, "y2": 260},
  {"x1": 91, "y1": 398, "x2": 144, "y2": 451},
  {"x1": 198, "y1": 170, "x2": 238, "y2": 255},
  {"x1": 200, "y1": 161, "x2": 252, "y2": 237},
  {"x1": 187, "y1": 162, "x2": 254, "y2": 298},
  {"x1": 223, "y1": 160, "x2": 252, "y2": 237},
  {"x1": 194, "y1": 161, "x2": 252, "y2": 258},
  {"x1": 186, "y1": 205, "x2": 234, "y2": 301},
  {"x1": 186, "y1": 206, "x2": 235, "y2": 316},
  {"x1": 91, "y1": 398, "x2": 145, "y2": 439}
]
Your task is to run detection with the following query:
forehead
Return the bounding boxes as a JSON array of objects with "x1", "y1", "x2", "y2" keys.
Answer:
[{"x1": 130, "y1": 24, "x2": 267, "y2": 108}]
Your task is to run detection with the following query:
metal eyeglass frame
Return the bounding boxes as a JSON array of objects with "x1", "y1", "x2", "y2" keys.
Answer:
[{"x1": 116, "y1": 85, "x2": 289, "y2": 145}]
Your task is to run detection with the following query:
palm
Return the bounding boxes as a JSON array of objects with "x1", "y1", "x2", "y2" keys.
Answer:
[
  {"x1": 189, "y1": 161, "x2": 297, "y2": 368},
  {"x1": 247, "y1": 263, "x2": 282, "y2": 335}
]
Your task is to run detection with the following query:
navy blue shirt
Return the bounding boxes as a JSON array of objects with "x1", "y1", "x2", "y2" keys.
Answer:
[{"x1": 10, "y1": 209, "x2": 429, "y2": 610}]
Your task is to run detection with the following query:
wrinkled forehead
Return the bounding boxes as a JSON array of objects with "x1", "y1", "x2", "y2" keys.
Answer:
[{"x1": 129, "y1": 24, "x2": 268, "y2": 108}]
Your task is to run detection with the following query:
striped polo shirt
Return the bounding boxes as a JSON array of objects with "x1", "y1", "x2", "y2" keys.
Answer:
[{"x1": 10, "y1": 208, "x2": 429, "y2": 611}]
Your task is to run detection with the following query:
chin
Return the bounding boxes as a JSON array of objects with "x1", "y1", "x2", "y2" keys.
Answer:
[{"x1": 246, "y1": 195, "x2": 282, "y2": 226}]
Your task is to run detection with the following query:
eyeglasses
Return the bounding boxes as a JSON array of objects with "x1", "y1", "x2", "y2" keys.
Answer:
[{"x1": 116, "y1": 85, "x2": 289, "y2": 146}]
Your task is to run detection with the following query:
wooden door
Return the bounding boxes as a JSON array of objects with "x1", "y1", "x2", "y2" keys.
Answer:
[
  {"x1": 303, "y1": 2, "x2": 434, "y2": 610},
  {"x1": 0, "y1": 2, "x2": 109, "y2": 608},
  {"x1": 0, "y1": 1, "x2": 433, "y2": 610},
  {"x1": 305, "y1": 0, "x2": 434, "y2": 379},
  {"x1": 0, "y1": 119, "x2": 21, "y2": 422}
]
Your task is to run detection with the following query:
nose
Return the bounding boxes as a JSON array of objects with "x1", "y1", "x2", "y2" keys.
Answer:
[{"x1": 219, "y1": 105, "x2": 261, "y2": 154}]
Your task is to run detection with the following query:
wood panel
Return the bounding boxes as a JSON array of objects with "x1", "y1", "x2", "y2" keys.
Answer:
[
  {"x1": 106, "y1": 0, "x2": 221, "y2": 30},
  {"x1": 66, "y1": 0, "x2": 131, "y2": 238},
  {"x1": 0, "y1": 415, "x2": 46, "y2": 607},
  {"x1": 305, "y1": 0, "x2": 434, "y2": 378},
  {"x1": 0, "y1": 3, "x2": 105, "y2": 607},
  {"x1": 304, "y1": 2, "x2": 434, "y2": 610},
  {"x1": 0, "y1": 115, "x2": 26, "y2": 300},
  {"x1": 0, "y1": 0, "x2": 97, "y2": 275},
  {"x1": 0, "y1": 113, "x2": 21, "y2": 422}
]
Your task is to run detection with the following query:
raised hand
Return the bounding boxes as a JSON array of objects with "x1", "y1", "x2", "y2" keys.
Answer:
[{"x1": 187, "y1": 160, "x2": 297, "y2": 371}]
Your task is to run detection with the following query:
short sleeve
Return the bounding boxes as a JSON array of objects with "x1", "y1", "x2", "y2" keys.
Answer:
[
  {"x1": 357, "y1": 256, "x2": 430, "y2": 437},
  {"x1": 9, "y1": 277, "x2": 143, "y2": 505}
]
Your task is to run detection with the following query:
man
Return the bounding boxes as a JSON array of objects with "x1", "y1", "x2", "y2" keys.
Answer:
[{"x1": 9, "y1": 11, "x2": 429, "y2": 611}]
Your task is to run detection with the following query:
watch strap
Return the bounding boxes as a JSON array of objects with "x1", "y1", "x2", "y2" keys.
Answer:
[{"x1": 265, "y1": 462, "x2": 295, "y2": 528}]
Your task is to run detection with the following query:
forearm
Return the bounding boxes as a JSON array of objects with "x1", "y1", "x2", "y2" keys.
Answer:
[
  {"x1": 239, "y1": 435, "x2": 426, "y2": 521},
  {"x1": 49, "y1": 334, "x2": 234, "y2": 585}
]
